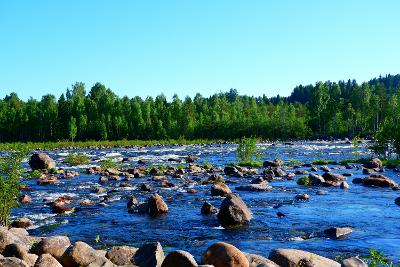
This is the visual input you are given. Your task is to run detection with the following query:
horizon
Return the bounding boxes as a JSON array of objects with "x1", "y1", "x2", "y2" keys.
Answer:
[{"x1": 1, "y1": 1, "x2": 400, "y2": 100}]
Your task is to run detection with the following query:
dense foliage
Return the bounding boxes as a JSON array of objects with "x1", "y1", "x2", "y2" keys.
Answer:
[
  {"x1": 0, "y1": 74, "x2": 399, "y2": 150},
  {"x1": 0, "y1": 150, "x2": 25, "y2": 226}
]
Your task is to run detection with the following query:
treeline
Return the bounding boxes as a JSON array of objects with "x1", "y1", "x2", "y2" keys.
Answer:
[{"x1": 0, "y1": 74, "x2": 399, "y2": 146}]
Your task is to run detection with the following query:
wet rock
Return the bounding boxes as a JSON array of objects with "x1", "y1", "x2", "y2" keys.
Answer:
[
  {"x1": 188, "y1": 164, "x2": 203, "y2": 173},
  {"x1": 364, "y1": 158, "x2": 382, "y2": 169},
  {"x1": 127, "y1": 196, "x2": 139, "y2": 208},
  {"x1": 277, "y1": 211, "x2": 285, "y2": 218},
  {"x1": 310, "y1": 167, "x2": 318, "y2": 172},
  {"x1": 295, "y1": 170, "x2": 308, "y2": 175},
  {"x1": 105, "y1": 246, "x2": 137, "y2": 266},
  {"x1": 93, "y1": 187, "x2": 106, "y2": 194},
  {"x1": 250, "y1": 177, "x2": 265, "y2": 184},
  {"x1": 34, "y1": 236, "x2": 71, "y2": 260},
  {"x1": 105, "y1": 168, "x2": 120, "y2": 176},
  {"x1": 98, "y1": 176, "x2": 108, "y2": 183},
  {"x1": 324, "y1": 227, "x2": 353, "y2": 239},
  {"x1": 185, "y1": 155, "x2": 199, "y2": 163},
  {"x1": 0, "y1": 257, "x2": 30, "y2": 267},
  {"x1": 61, "y1": 241, "x2": 102, "y2": 267},
  {"x1": 29, "y1": 153, "x2": 55, "y2": 170},
  {"x1": 235, "y1": 183, "x2": 272, "y2": 192},
  {"x1": 211, "y1": 183, "x2": 232, "y2": 196},
  {"x1": 268, "y1": 248, "x2": 340, "y2": 267},
  {"x1": 286, "y1": 173, "x2": 295, "y2": 180},
  {"x1": 244, "y1": 253, "x2": 280, "y2": 267},
  {"x1": 202, "y1": 242, "x2": 249, "y2": 267},
  {"x1": 34, "y1": 253, "x2": 63, "y2": 267},
  {"x1": 11, "y1": 218, "x2": 33, "y2": 229},
  {"x1": 217, "y1": 193, "x2": 252, "y2": 227},
  {"x1": 108, "y1": 175, "x2": 121, "y2": 181},
  {"x1": 133, "y1": 242, "x2": 165, "y2": 267},
  {"x1": 37, "y1": 176, "x2": 58, "y2": 185},
  {"x1": 201, "y1": 202, "x2": 218, "y2": 215},
  {"x1": 341, "y1": 256, "x2": 368, "y2": 267},
  {"x1": 80, "y1": 199, "x2": 94, "y2": 206},
  {"x1": 161, "y1": 250, "x2": 197, "y2": 267},
  {"x1": 186, "y1": 188, "x2": 197, "y2": 193},
  {"x1": 263, "y1": 159, "x2": 284, "y2": 168},
  {"x1": 52, "y1": 202, "x2": 73, "y2": 214},
  {"x1": 295, "y1": 194, "x2": 310, "y2": 201},
  {"x1": 147, "y1": 194, "x2": 169, "y2": 216},
  {"x1": 138, "y1": 159, "x2": 147, "y2": 164},
  {"x1": 342, "y1": 173, "x2": 353, "y2": 177},
  {"x1": 308, "y1": 174, "x2": 325, "y2": 185},
  {"x1": 362, "y1": 174, "x2": 398, "y2": 187},
  {"x1": 322, "y1": 172, "x2": 346, "y2": 182},
  {"x1": 321, "y1": 166, "x2": 331, "y2": 172},
  {"x1": 340, "y1": 181, "x2": 349, "y2": 189},
  {"x1": 273, "y1": 168, "x2": 286, "y2": 177},
  {"x1": 224, "y1": 166, "x2": 243, "y2": 177},
  {"x1": 140, "y1": 183, "x2": 152, "y2": 192},
  {"x1": 19, "y1": 195, "x2": 32, "y2": 204},
  {"x1": 207, "y1": 174, "x2": 225, "y2": 184},
  {"x1": 395, "y1": 197, "x2": 400, "y2": 206}
]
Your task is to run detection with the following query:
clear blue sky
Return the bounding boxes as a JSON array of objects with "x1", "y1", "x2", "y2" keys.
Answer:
[{"x1": 1, "y1": 0, "x2": 399, "y2": 100}]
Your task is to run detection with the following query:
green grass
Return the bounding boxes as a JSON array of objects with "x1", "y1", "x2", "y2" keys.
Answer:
[
  {"x1": 285, "y1": 159, "x2": 304, "y2": 166},
  {"x1": 311, "y1": 159, "x2": 334, "y2": 165},
  {"x1": 297, "y1": 176, "x2": 313, "y2": 186},
  {"x1": 339, "y1": 158, "x2": 370, "y2": 165},
  {"x1": 0, "y1": 139, "x2": 222, "y2": 151},
  {"x1": 381, "y1": 158, "x2": 400, "y2": 168},
  {"x1": 100, "y1": 158, "x2": 121, "y2": 169},
  {"x1": 65, "y1": 153, "x2": 90, "y2": 166},
  {"x1": 237, "y1": 160, "x2": 263, "y2": 167},
  {"x1": 25, "y1": 169, "x2": 43, "y2": 179}
]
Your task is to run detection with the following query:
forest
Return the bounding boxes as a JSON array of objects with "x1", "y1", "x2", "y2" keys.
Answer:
[{"x1": 0, "y1": 74, "x2": 399, "y2": 152}]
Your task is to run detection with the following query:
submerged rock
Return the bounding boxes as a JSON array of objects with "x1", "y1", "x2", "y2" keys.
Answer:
[
  {"x1": 324, "y1": 227, "x2": 353, "y2": 239},
  {"x1": 217, "y1": 193, "x2": 252, "y2": 227},
  {"x1": 202, "y1": 242, "x2": 249, "y2": 267}
]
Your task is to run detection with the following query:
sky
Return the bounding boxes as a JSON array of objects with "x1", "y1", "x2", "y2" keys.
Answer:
[{"x1": 1, "y1": 0, "x2": 399, "y2": 100}]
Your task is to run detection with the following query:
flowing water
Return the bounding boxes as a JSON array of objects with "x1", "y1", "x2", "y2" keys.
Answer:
[{"x1": 12, "y1": 141, "x2": 400, "y2": 260}]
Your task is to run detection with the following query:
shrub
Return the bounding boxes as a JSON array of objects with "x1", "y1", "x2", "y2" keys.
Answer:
[
  {"x1": 237, "y1": 160, "x2": 263, "y2": 167},
  {"x1": 297, "y1": 176, "x2": 312, "y2": 186},
  {"x1": 100, "y1": 158, "x2": 120, "y2": 169},
  {"x1": 237, "y1": 137, "x2": 258, "y2": 162},
  {"x1": 311, "y1": 159, "x2": 333, "y2": 165},
  {"x1": 65, "y1": 153, "x2": 90, "y2": 166},
  {"x1": 0, "y1": 151, "x2": 26, "y2": 226},
  {"x1": 361, "y1": 249, "x2": 394, "y2": 267}
]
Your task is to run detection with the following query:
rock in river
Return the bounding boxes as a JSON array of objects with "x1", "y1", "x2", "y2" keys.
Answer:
[
  {"x1": 362, "y1": 174, "x2": 397, "y2": 188},
  {"x1": 134, "y1": 242, "x2": 165, "y2": 267},
  {"x1": 202, "y1": 242, "x2": 249, "y2": 267},
  {"x1": 268, "y1": 248, "x2": 340, "y2": 267},
  {"x1": 147, "y1": 194, "x2": 169, "y2": 216},
  {"x1": 324, "y1": 227, "x2": 353, "y2": 239},
  {"x1": 235, "y1": 183, "x2": 272, "y2": 192},
  {"x1": 211, "y1": 183, "x2": 232, "y2": 196},
  {"x1": 29, "y1": 153, "x2": 55, "y2": 170},
  {"x1": 217, "y1": 193, "x2": 252, "y2": 227}
]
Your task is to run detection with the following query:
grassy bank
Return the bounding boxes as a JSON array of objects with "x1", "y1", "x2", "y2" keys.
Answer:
[{"x1": 0, "y1": 139, "x2": 225, "y2": 151}]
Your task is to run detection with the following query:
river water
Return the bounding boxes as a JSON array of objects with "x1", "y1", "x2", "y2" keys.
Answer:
[{"x1": 12, "y1": 141, "x2": 400, "y2": 261}]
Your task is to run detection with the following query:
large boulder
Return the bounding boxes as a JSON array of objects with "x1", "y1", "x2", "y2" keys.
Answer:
[
  {"x1": 61, "y1": 241, "x2": 102, "y2": 267},
  {"x1": 3, "y1": 243, "x2": 38, "y2": 266},
  {"x1": 211, "y1": 183, "x2": 232, "y2": 196},
  {"x1": 0, "y1": 227, "x2": 34, "y2": 254},
  {"x1": 133, "y1": 242, "x2": 165, "y2": 267},
  {"x1": 0, "y1": 257, "x2": 30, "y2": 267},
  {"x1": 362, "y1": 174, "x2": 398, "y2": 188},
  {"x1": 34, "y1": 236, "x2": 71, "y2": 260},
  {"x1": 244, "y1": 253, "x2": 279, "y2": 267},
  {"x1": 34, "y1": 254, "x2": 63, "y2": 267},
  {"x1": 105, "y1": 246, "x2": 137, "y2": 266},
  {"x1": 217, "y1": 193, "x2": 252, "y2": 228},
  {"x1": 202, "y1": 242, "x2": 249, "y2": 267},
  {"x1": 29, "y1": 153, "x2": 55, "y2": 170},
  {"x1": 268, "y1": 248, "x2": 340, "y2": 267},
  {"x1": 147, "y1": 194, "x2": 169, "y2": 216},
  {"x1": 161, "y1": 250, "x2": 197, "y2": 267}
]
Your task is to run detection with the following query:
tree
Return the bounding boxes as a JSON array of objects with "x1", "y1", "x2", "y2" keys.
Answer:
[{"x1": 68, "y1": 116, "x2": 77, "y2": 141}]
